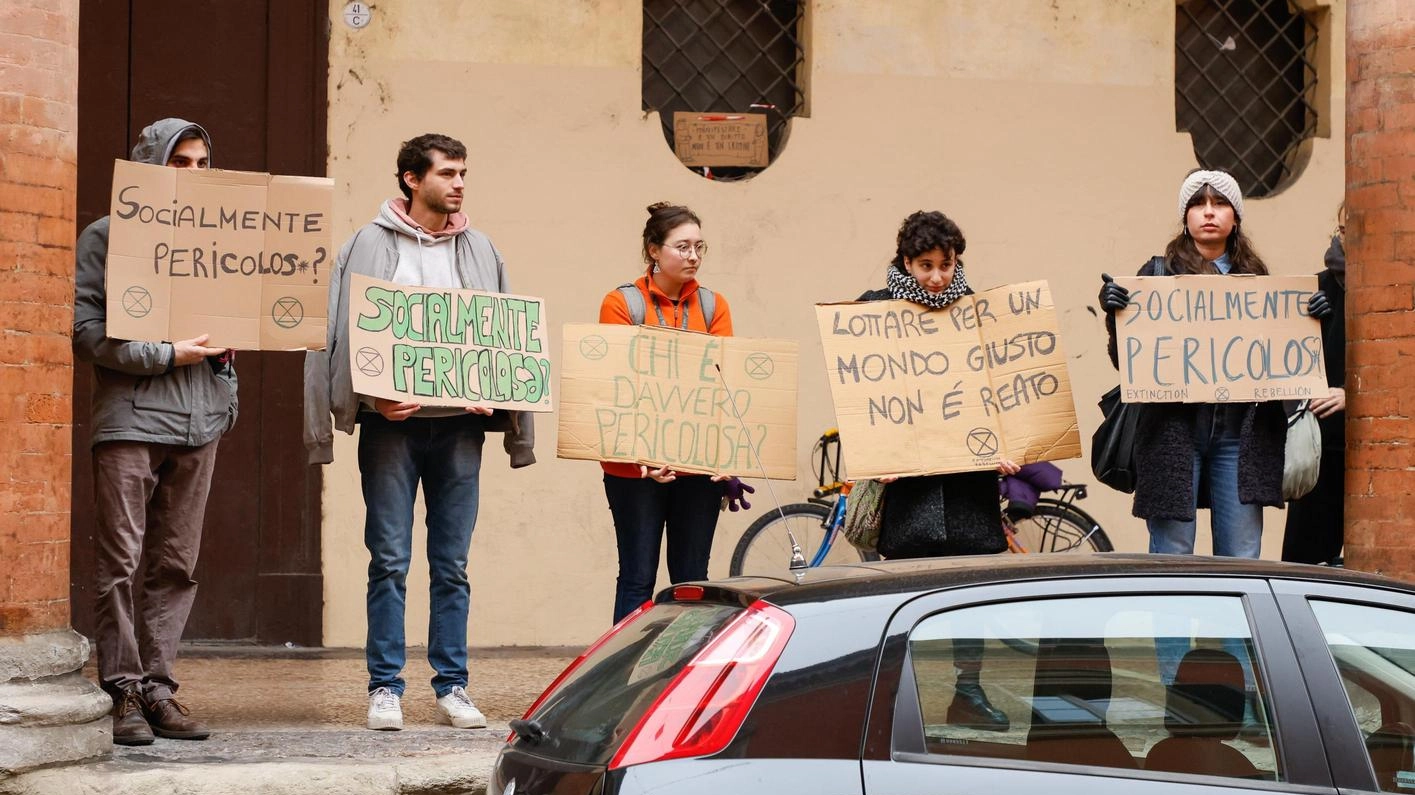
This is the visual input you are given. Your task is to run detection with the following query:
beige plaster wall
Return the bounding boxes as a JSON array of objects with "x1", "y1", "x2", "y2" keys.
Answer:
[{"x1": 322, "y1": 0, "x2": 1346, "y2": 648}]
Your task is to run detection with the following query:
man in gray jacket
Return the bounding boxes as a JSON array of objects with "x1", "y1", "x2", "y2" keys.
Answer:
[
  {"x1": 303, "y1": 133, "x2": 534, "y2": 731},
  {"x1": 74, "y1": 118, "x2": 237, "y2": 745}
]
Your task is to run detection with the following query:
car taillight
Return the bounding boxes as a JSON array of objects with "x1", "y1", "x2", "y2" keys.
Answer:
[
  {"x1": 608, "y1": 600, "x2": 794, "y2": 769},
  {"x1": 507, "y1": 599, "x2": 655, "y2": 742},
  {"x1": 672, "y1": 584, "x2": 704, "y2": 601}
]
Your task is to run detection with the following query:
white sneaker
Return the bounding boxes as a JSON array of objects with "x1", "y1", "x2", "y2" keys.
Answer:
[
  {"x1": 367, "y1": 687, "x2": 403, "y2": 731},
  {"x1": 436, "y1": 686, "x2": 487, "y2": 729}
]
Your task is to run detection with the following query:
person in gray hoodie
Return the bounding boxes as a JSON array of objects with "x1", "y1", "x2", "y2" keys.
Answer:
[
  {"x1": 74, "y1": 118, "x2": 237, "y2": 746},
  {"x1": 303, "y1": 133, "x2": 535, "y2": 732}
]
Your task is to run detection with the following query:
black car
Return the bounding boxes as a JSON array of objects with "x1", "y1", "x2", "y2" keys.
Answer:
[{"x1": 492, "y1": 554, "x2": 1415, "y2": 795}]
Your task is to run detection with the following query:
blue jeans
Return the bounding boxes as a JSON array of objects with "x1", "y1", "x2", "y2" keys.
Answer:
[
  {"x1": 359, "y1": 413, "x2": 484, "y2": 697},
  {"x1": 604, "y1": 474, "x2": 721, "y2": 623},
  {"x1": 1146, "y1": 434, "x2": 1262, "y2": 558}
]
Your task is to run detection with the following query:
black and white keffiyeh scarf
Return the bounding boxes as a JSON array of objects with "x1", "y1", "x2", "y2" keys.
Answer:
[{"x1": 886, "y1": 261, "x2": 971, "y2": 309}]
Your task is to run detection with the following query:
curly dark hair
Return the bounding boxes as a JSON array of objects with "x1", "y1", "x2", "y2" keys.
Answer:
[
  {"x1": 395, "y1": 133, "x2": 467, "y2": 200},
  {"x1": 891, "y1": 210, "x2": 966, "y2": 271},
  {"x1": 1163, "y1": 182, "x2": 1268, "y2": 275}
]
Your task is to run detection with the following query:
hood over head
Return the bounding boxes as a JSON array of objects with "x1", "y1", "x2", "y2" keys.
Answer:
[{"x1": 130, "y1": 118, "x2": 212, "y2": 166}]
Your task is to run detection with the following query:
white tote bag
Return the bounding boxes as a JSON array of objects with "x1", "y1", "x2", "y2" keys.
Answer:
[{"x1": 1283, "y1": 401, "x2": 1322, "y2": 501}]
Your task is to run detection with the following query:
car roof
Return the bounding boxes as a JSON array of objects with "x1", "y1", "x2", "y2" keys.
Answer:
[{"x1": 716, "y1": 553, "x2": 1415, "y2": 607}]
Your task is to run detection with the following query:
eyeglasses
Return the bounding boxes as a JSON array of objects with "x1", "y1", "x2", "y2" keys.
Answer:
[{"x1": 664, "y1": 241, "x2": 708, "y2": 258}]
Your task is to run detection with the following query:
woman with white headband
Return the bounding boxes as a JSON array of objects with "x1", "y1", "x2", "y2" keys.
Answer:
[{"x1": 1096, "y1": 169, "x2": 1333, "y2": 559}]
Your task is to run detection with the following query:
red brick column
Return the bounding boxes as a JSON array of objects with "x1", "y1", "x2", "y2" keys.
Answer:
[
  {"x1": 0, "y1": 1, "x2": 108, "y2": 777},
  {"x1": 1345, "y1": 2, "x2": 1415, "y2": 581},
  {"x1": 0, "y1": 0, "x2": 77, "y2": 635}
]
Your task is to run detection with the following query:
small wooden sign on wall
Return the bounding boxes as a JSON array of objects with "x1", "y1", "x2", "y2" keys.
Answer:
[{"x1": 672, "y1": 112, "x2": 769, "y2": 168}]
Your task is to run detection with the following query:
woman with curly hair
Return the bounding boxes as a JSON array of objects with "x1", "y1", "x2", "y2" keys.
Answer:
[{"x1": 856, "y1": 209, "x2": 1020, "y2": 730}]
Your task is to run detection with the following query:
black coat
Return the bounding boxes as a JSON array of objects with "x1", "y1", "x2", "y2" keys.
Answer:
[
  {"x1": 1103, "y1": 259, "x2": 1286, "y2": 521},
  {"x1": 1282, "y1": 242, "x2": 1347, "y2": 563},
  {"x1": 1314, "y1": 265, "x2": 1346, "y2": 451},
  {"x1": 856, "y1": 287, "x2": 1006, "y2": 557}
]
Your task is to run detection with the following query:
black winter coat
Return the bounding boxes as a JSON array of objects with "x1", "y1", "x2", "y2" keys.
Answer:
[
  {"x1": 857, "y1": 287, "x2": 1006, "y2": 557},
  {"x1": 1103, "y1": 259, "x2": 1286, "y2": 521}
]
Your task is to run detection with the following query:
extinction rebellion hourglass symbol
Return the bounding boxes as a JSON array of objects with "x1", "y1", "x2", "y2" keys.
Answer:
[
  {"x1": 966, "y1": 428, "x2": 999, "y2": 458},
  {"x1": 121, "y1": 286, "x2": 152, "y2": 318},
  {"x1": 271, "y1": 297, "x2": 304, "y2": 329},
  {"x1": 355, "y1": 348, "x2": 384, "y2": 377}
]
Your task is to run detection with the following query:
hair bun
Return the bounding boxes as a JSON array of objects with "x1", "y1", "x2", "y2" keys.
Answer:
[{"x1": 646, "y1": 201, "x2": 674, "y2": 215}]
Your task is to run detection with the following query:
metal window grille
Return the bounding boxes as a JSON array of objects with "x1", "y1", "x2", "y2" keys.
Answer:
[
  {"x1": 1175, "y1": 0, "x2": 1318, "y2": 198},
  {"x1": 643, "y1": 0, "x2": 805, "y2": 180}
]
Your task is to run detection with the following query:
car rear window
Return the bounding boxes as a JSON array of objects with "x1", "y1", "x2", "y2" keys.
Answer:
[{"x1": 520, "y1": 602, "x2": 742, "y2": 765}]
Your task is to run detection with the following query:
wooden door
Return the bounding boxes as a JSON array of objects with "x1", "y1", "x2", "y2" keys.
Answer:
[{"x1": 72, "y1": 0, "x2": 328, "y2": 644}]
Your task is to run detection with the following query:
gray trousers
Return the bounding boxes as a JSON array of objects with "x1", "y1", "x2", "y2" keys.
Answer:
[{"x1": 92, "y1": 439, "x2": 219, "y2": 702}]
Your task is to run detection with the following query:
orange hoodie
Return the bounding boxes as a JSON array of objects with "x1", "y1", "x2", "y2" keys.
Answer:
[{"x1": 598, "y1": 274, "x2": 734, "y2": 478}]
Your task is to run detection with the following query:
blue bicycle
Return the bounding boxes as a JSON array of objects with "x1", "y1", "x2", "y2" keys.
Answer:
[{"x1": 728, "y1": 429, "x2": 1112, "y2": 578}]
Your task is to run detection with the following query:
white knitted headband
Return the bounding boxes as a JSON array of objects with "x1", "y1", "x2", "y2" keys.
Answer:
[{"x1": 1178, "y1": 170, "x2": 1244, "y2": 222}]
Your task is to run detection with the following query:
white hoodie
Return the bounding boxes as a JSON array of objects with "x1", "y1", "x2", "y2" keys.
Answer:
[{"x1": 374, "y1": 200, "x2": 462, "y2": 289}]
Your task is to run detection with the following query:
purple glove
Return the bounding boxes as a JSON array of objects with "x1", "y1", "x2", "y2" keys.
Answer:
[{"x1": 720, "y1": 477, "x2": 755, "y2": 512}]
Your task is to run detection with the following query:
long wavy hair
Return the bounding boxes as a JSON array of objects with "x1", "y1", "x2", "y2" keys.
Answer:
[{"x1": 1163, "y1": 183, "x2": 1268, "y2": 275}]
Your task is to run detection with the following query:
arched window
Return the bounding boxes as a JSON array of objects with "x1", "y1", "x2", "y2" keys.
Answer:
[
  {"x1": 642, "y1": 0, "x2": 805, "y2": 181},
  {"x1": 1175, "y1": 0, "x2": 1319, "y2": 197}
]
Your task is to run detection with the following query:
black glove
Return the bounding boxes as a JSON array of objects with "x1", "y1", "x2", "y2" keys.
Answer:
[
  {"x1": 719, "y1": 477, "x2": 754, "y2": 512},
  {"x1": 1307, "y1": 290, "x2": 1333, "y2": 320},
  {"x1": 1098, "y1": 273, "x2": 1130, "y2": 313}
]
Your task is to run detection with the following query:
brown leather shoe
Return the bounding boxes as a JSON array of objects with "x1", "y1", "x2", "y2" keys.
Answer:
[
  {"x1": 112, "y1": 689, "x2": 154, "y2": 746},
  {"x1": 143, "y1": 696, "x2": 210, "y2": 740}
]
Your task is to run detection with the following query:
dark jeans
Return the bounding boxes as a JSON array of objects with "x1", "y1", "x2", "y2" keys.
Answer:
[
  {"x1": 604, "y1": 474, "x2": 721, "y2": 623},
  {"x1": 93, "y1": 439, "x2": 220, "y2": 703},
  {"x1": 1146, "y1": 434, "x2": 1262, "y2": 558},
  {"x1": 359, "y1": 413, "x2": 484, "y2": 697}
]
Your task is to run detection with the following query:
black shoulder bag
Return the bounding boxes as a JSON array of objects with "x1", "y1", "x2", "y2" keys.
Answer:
[{"x1": 1090, "y1": 256, "x2": 1163, "y2": 493}]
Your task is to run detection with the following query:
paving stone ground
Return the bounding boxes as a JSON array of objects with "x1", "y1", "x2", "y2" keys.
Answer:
[{"x1": 1, "y1": 647, "x2": 577, "y2": 795}]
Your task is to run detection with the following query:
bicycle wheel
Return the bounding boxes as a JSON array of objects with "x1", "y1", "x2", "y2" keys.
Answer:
[
  {"x1": 729, "y1": 502, "x2": 877, "y2": 577},
  {"x1": 1007, "y1": 501, "x2": 1113, "y2": 553}
]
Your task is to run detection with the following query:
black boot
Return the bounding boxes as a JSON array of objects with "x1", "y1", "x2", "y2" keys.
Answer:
[{"x1": 947, "y1": 681, "x2": 1010, "y2": 731}]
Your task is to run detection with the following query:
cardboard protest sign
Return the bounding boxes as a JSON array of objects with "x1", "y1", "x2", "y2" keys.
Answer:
[
  {"x1": 346, "y1": 274, "x2": 553, "y2": 412},
  {"x1": 672, "y1": 112, "x2": 769, "y2": 168},
  {"x1": 104, "y1": 159, "x2": 333, "y2": 350},
  {"x1": 1113, "y1": 274, "x2": 1327, "y2": 403},
  {"x1": 557, "y1": 323, "x2": 797, "y2": 478},
  {"x1": 816, "y1": 281, "x2": 1081, "y2": 479}
]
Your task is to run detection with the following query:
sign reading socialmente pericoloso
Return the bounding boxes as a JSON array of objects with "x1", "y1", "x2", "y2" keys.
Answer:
[
  {"x1": 816, "y1": 281, "x2": 1082, "y2": 480},
  {"x1": 557, "y1": 324, "x2": 798, "y2": 479},
  {"x1": 346, "y1": 274, "x2": 553, "y2": 412},
  {"x1": 1113, "y1": 274, "x2": 1327, "y2": 403},
  {"x1": 105, "y1": 159, "x2": 333, "y2": 350}
]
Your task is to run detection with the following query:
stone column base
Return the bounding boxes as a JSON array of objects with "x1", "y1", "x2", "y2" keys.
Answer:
[{"x1": 0, "y1": 631, "x2": 110, "y2": 778}]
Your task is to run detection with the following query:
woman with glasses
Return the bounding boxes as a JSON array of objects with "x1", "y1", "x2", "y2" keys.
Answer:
[
  {"x1": 856, "y1": 210, "x2": 1021, "y2": 731},
  {"x1": 597, "y1": 202, "x2": 746, "y2": 624}
]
